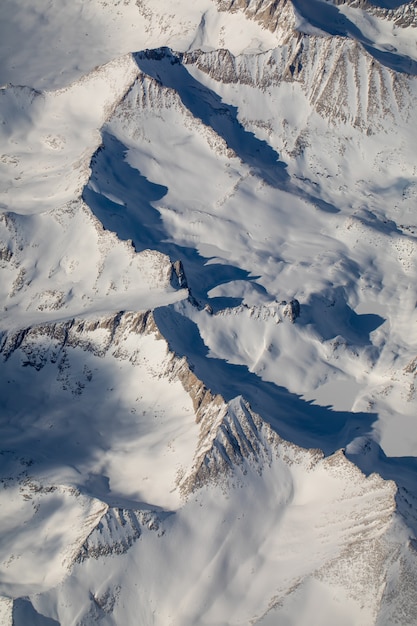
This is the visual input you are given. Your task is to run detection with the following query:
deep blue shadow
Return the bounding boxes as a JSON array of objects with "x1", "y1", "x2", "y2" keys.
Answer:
[
  {"x1": 81, "y1": 51, "x2": 416, "y2": 540},
  {"x1": 364, "y1": 44, "x2": 417, "y2": 75},
  {"x1": 133, "y1": 48, "x2": 341, "y2": 213},
  {"x1": 84, "y1": 133, "x2": 168, "y2": 247},
  {"x1": 134, "y1": 48, "x2": 289, "y2": 189},
  {"x1": 292, "y1": 0, "x2": 417, "y2": 75},
  {"x1": 13, "y1": 599, "x2": 60, "y2": 626},
  {"x1": 83, "y1": 132, "x2": 261, "y2": 310},
  {"x1": 155, "y1": 304, "x2": 417, "y2": 537},
  {"x1": 352, "y1": 207, "x2": 404, "y2": 237},
  {"x1": 297, "y1": 288, "x2": 385, "y2": 345},
  {"x1": 349, "y1": 312, "x2": 385, "y2": 336},
  {"x1": 154, "y1": 305, "x2": 377, "y2": 454},
  {"x1": 292, "y1": 0, "x2": 372, "y2": 40}
]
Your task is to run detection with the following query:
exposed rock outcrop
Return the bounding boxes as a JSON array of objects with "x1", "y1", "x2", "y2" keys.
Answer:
[{"x1": 216, "y1": 0, "x2": 296, "y2": 35}]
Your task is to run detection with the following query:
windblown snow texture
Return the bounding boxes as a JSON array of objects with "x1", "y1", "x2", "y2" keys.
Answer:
[{"x1": 1, "y1": 1, "x2": 417, "y2": 624}]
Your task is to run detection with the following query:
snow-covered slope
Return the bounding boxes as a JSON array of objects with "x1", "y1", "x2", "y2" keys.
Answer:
[
  {"x1": 1, "y1": 0, "x2": 417, "y2": 624},
  {"x1": 1, "y1": 312, "x2": 415, "y2": 624}
]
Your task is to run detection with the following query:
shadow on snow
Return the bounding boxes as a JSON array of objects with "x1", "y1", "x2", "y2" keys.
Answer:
[
  {"x1": 134, "y1": 49, "x2": 289, "y2": 190},
  {"x1": 82, "y1": 49, "x2": 416, "y2": 534},
  {"x1": 83, "y1": 131, "x2": 265, "y2": 311},
  {"x1": 134, "y1": 48, "x2": 340, "y2": 213},
  {"x1": 154, "y1": 305, "x2": 417, "y2": 536},
  {"x1": 292, "y1": 0, "x2": 417, "y2": 75},
  {"x1": 154, "y1": 305, "x2": 376, "y2": 454}
]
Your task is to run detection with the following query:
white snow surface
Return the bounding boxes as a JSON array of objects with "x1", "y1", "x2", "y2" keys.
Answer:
[{"x1": 1, "y1": 0, "x2": 417, "y2": 624}]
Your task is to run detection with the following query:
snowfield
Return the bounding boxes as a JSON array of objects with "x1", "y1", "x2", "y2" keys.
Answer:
[{"x1": 1, "y1": 0, "x2": 417, "y2": 624}]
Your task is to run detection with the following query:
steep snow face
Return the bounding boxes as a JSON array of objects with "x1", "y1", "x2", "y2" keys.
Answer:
[
  {"x1": 0, "y1": 312, "x2": 201, "y2": 596},
  {"x1": 0, "y1": 311, "x2": 204, "y2": 509},
  {"x1": 12, "y1": 398, "x2": 415, "y2": 626},
  {"x1": 2, "y1": 0, "x2": 417, "y2": 624},
  {"x1": 85, "y1": 45, "x2": 417, "y2": 460},
  {"x1": 291, "y1": 0, "x2": 417, "y2": 72},
  {"x1": 1, "y1": 317, "x2": 409, "y2": 626},
  {"x1": 3, "y1": 309, "x2": 408, "y2": 623}
]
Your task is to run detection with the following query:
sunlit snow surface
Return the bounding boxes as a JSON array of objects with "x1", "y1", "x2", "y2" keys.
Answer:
[{"x1": 1, "y1": 0, "x2": 417, "y2": 624}]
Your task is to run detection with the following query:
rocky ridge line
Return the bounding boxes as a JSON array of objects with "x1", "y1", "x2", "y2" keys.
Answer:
[
  {"x1": 182, "y1": 40, "x2": 412, "y2": 130},
  {"x1": 331, "y1": 0, "x2": 417, "y2": 28}
]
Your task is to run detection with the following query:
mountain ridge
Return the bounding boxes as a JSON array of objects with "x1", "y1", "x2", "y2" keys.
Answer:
[{"x1": 1, "y1": 0, "x2": 417, "y2": 623}]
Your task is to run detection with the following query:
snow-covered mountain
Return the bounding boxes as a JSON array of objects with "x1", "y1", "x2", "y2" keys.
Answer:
[{"x1": 1, "y1": 1, "x2": 417, "y2": 624}]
